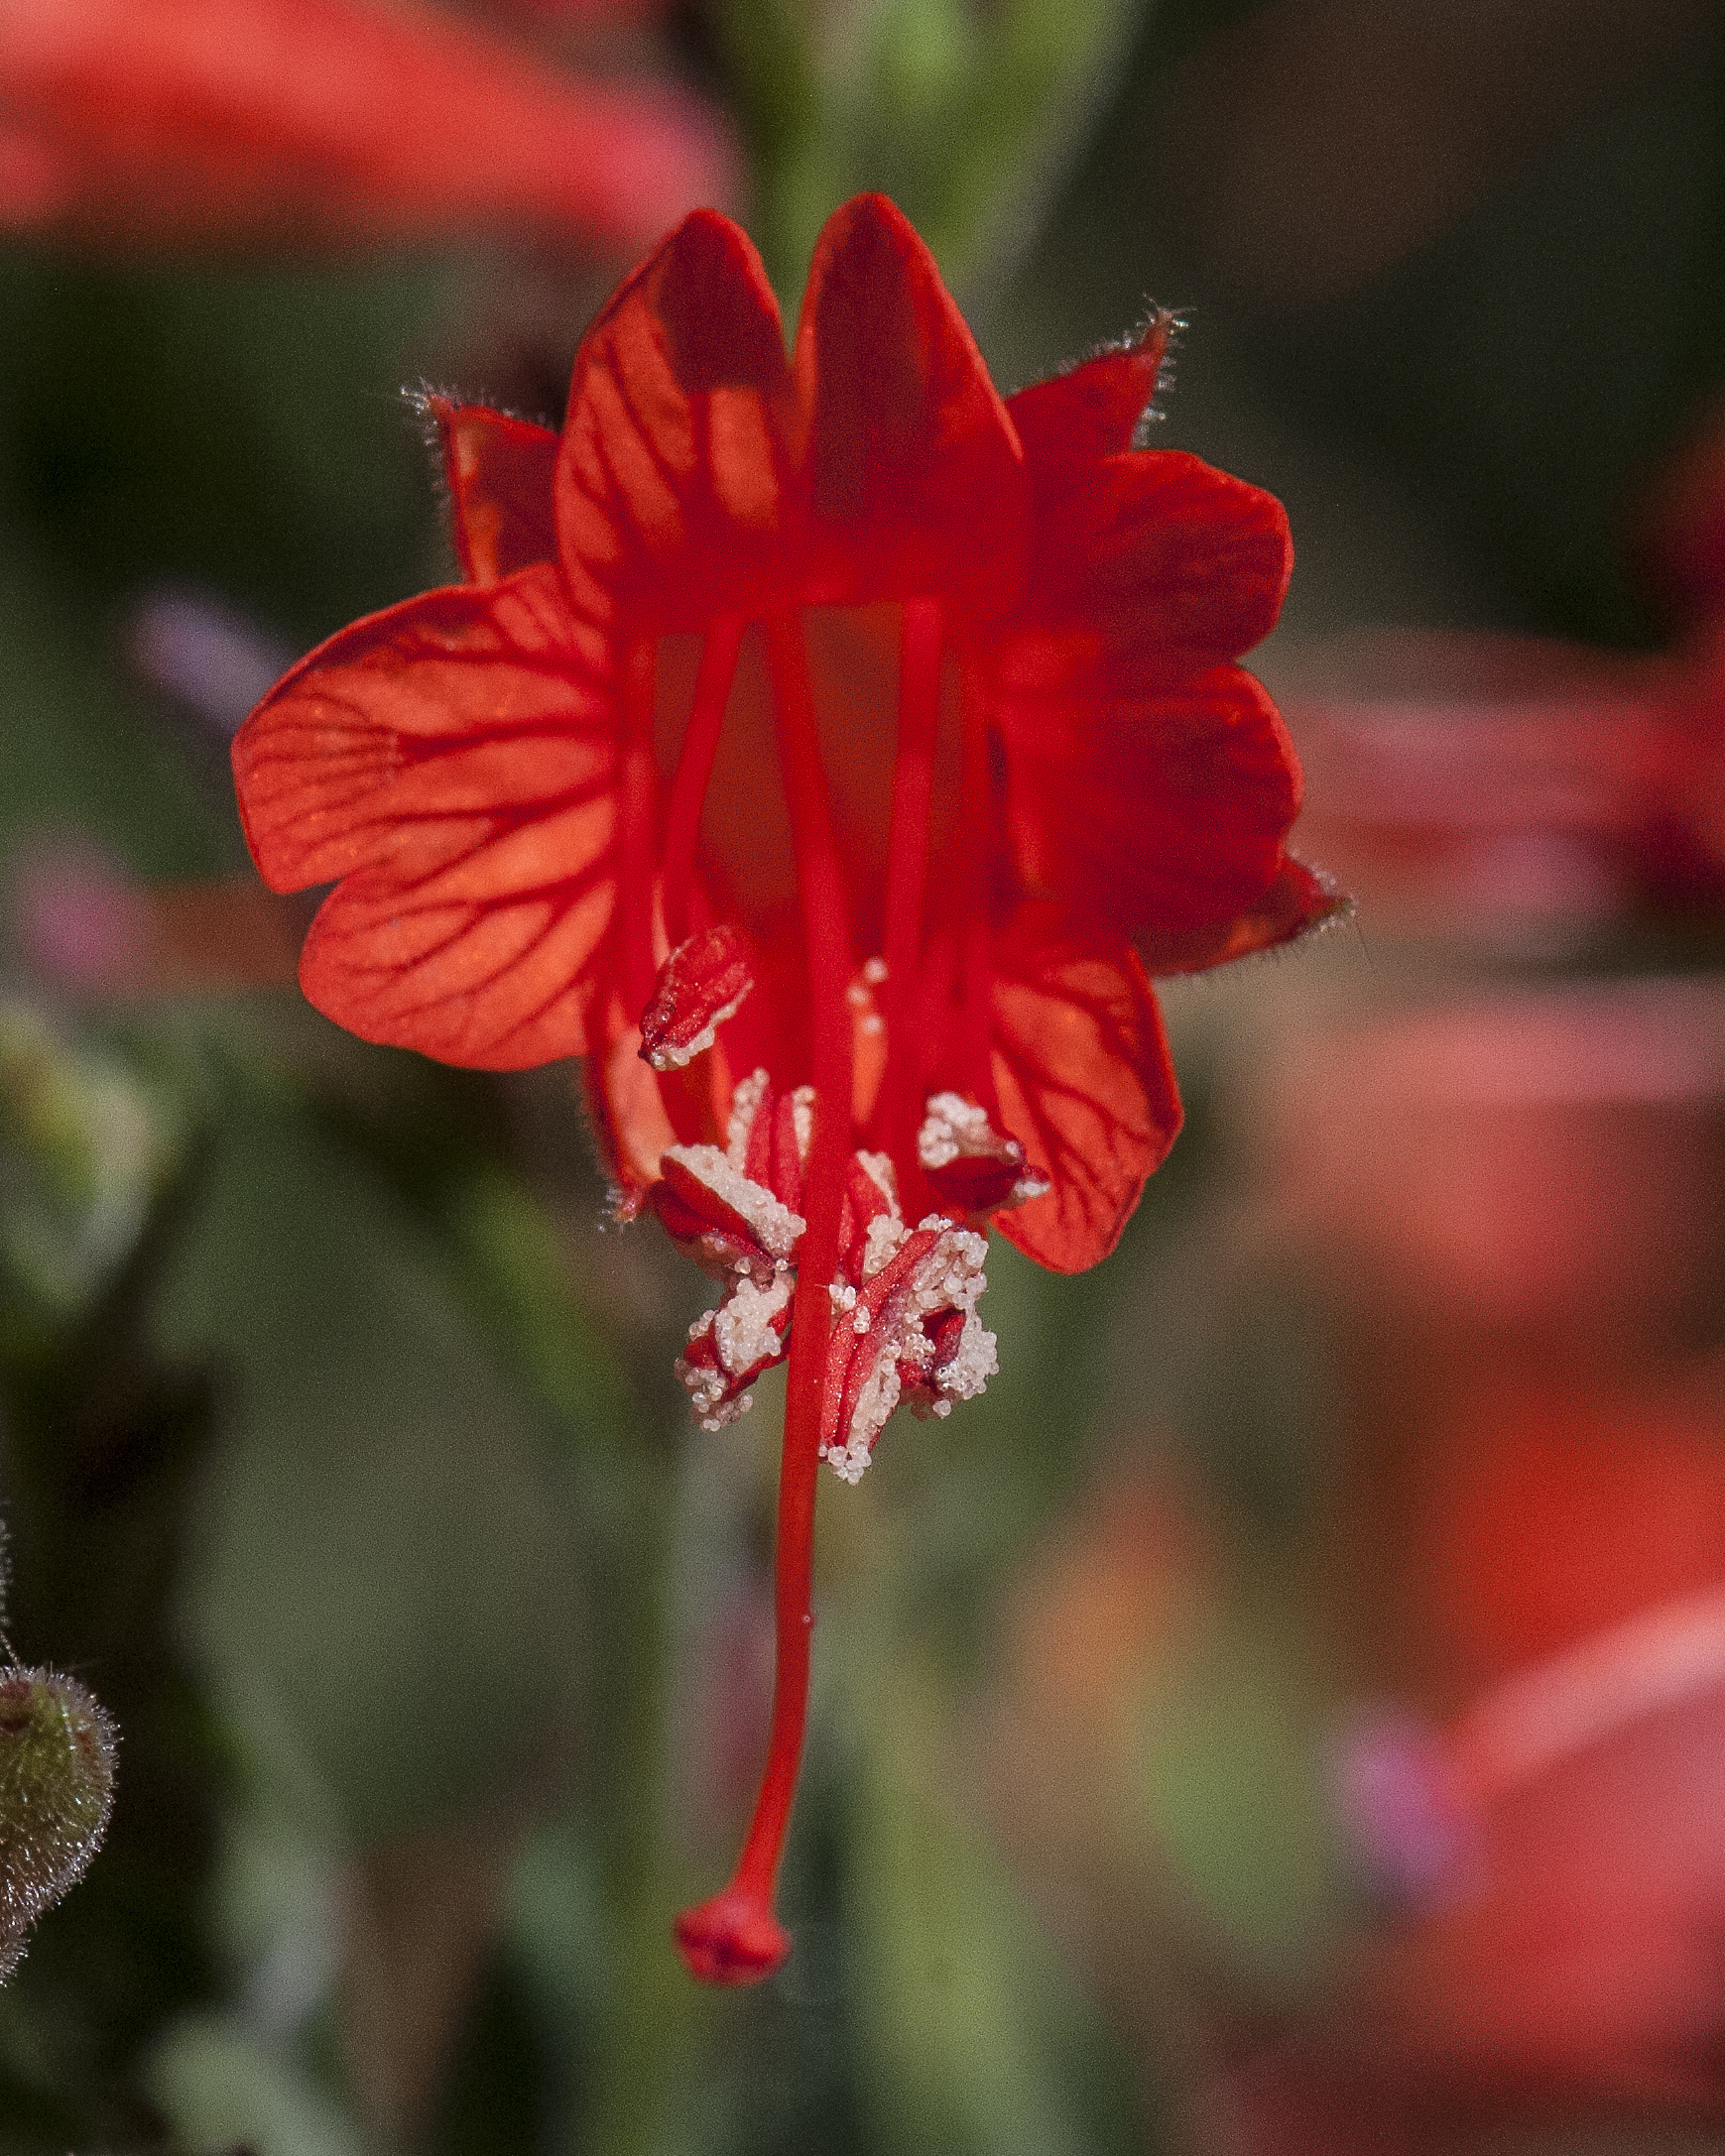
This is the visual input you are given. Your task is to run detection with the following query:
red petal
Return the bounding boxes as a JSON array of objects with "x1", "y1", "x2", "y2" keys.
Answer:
[
  {"x1": 1005, "y1": 323, "x2": 1175, "y2": 467},
  {"x1": 426, "y1": 397, "x2": 558, "y2": 585},
  {"x1": 989, "y1": 916, "x2": 1180, "y2": 1273},
  {"x1": 796, "y1": 194, "x2": 1027, "y2": 614},
  {"x1": 1025, "y1": 448, "x2": 1292, "y2": 673},
  {"x1": 554, "y1": 208, "x2": 798, "y2": 630},
  {"x1": 0, "y1": 0, "x2": 734, "y2": 255},
  {"x1": 231, "y1": 564, "x2": 618, "y2": 1067},
  {"x1": 991, "y1": 653, "x2": 1303, "y2": 937},
  {"x1": 1136, "y1": 855, "x2": 1349, "y2": 974}
]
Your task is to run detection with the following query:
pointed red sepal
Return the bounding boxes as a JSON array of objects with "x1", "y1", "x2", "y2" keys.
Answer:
[
  {"x1": 1005, "y1": 315, "x2": 1179, "y2": 468},
  {"x1": 1135, "y1": 856, "x2": 1350, "y2": 975},
  {"x1": 796, "y1": 193, "x2": 1027, "y2": 616},
  {"x1": 424, "y1": 398, "x2": 558, "y2": 586},
  {"x1": 638, "y1": 921, "x2": 755, "y2": 1070},
  {"x1": 555, "y1": 207, "x2": 797, "y2": 630},
  {"x1": 674, "y1": 1885, "x2": 791, "y2": 1984}
]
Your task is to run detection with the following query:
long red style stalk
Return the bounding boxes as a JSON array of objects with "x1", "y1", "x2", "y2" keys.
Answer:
[{"x1": 672, "y1": 611, "x2": 856, "y2": 1982}]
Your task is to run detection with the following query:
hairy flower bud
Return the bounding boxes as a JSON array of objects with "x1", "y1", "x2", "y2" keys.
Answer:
[{"x1": 0, "y1": 1668, "x2": 118, "y2": 1978}]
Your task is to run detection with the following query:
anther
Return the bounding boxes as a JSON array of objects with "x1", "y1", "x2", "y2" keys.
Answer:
[{"x1": 639, "y1": 921, "x2": 755, "y2": 1071}]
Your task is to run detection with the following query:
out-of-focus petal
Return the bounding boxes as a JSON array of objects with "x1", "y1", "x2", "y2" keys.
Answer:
[
  {"x1": 989, "y1": 915, "x2": 1180, "y2": 1273},
  {"x1": 0, "y1": 0, "x2": 734, "y2": 255},
  {"x1": 1136, "y1": 856, "x2": 1348, "y2": 974},
  {"x1": 489, "y1": 0, "x2": 665, "y2": 18},
  {"x1": 796, "y1": 194, "x2": 1027, "y2": 615},
  {"x1": 1280, "y1": 628, "x2": 1725, "y2": 924},
  {"x1": 994, "y1": 653, "x2": 1302, "y2": 936},
  {"x1": 426, "y1": 398, "x2": 559, "y2": 585},
  {"x1": 232, "y1": 564, "x2": 617, "y2": 1066},
  {"x1": 1630, "y1": 395, "x2": 1725, "y2": 632},
  {"x1": 555, "y1": 208, "x2": 799, "y2": 630},
  {"x1": 0, "y1": 122, "x2": 68, "y2": 221},
  {"x1": 1359, "y1": 1683, "x2": 1725, "y2": 2113}
]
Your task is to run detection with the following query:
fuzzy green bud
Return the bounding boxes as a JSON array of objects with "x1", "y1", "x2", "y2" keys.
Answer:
[{"x1": 0, "y1": 1668, "x2": 117, "y2": 1978}]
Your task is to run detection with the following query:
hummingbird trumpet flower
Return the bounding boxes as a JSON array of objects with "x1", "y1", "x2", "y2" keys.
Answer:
[{"x1": 232, "y1": 193, "x2": 1334, "y2": 1982}]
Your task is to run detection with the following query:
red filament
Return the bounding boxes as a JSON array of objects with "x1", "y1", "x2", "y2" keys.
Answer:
[
  {"x1": 877, "y1": 597, "x2": 944, "y2": 1217},
  {"x1": 954, "y1": 687, "x2": 996, "y2": 1104}
]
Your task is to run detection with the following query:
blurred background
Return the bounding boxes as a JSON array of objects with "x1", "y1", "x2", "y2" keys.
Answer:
[{"x1": 3, "y1": 1, "x2": 1725, "y2": 2151}]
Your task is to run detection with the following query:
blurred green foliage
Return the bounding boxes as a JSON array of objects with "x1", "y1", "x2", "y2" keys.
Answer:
[{"x1": 711, "y1": 0, "x2": 1144, "y2": 295}]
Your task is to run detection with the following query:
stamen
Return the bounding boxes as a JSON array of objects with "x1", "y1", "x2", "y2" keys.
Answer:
[
  {"x1": 877, "y1": 599, "x2": 943, "y2": 1213},
  {"x1": 918, "y1": 1090, "x2": 1044, "y2": 1217},
  {"x1": 675, "y1": 611, "x2": 857, "y2": 1984},
  {"x1": 639, "y1": 921, "x2": 755, "y2": 1071},
  {"x1": 661, "y1": 613, "x2": 746, "y2": 949}
]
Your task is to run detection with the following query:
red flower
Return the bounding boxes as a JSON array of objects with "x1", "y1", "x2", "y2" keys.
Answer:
[
  {"x1": 0, "y1": 0, "x2": 731, "y2": 255},
  {"x1": 232, "y1": 194, "x2": 1332, "y2": 1982}
]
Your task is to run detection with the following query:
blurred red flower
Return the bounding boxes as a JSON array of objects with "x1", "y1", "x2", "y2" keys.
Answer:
[
  {"x1": 1267, "y1": 1580, "x2": 1725, "y2": 2148},
  {"x1": 1283, "y1": 629, "x2": 1725, "y2": 944},
  {"x1": 232, "y1": 192, "x2": 1331, "y2": 1982},
  {"x1": 1230, "y1": 984, "x2": 1725, "y2": 2146},
  {"x1": 1272, "y1": 401, "x2": 1725, "y2": 957},
  {"x1": 0, "y1": 0, "x2": 731, "y2": 255}
]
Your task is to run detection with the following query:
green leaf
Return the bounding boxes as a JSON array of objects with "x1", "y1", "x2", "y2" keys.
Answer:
[{"x1": 152, "y1": 1075, "x2": 590, "y2": 1843}]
